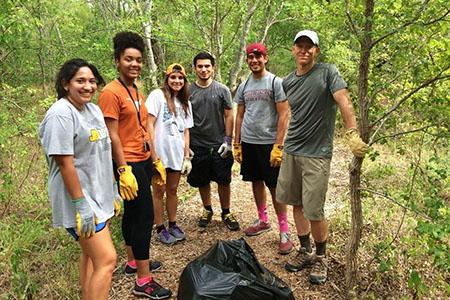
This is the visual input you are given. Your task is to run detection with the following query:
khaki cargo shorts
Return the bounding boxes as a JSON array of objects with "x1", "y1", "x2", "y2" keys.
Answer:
[{"x1": 276, "y1": 152, "x2": 331, "y2": 221}]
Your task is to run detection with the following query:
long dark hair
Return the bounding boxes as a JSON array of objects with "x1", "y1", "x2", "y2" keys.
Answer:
[
  {"x1": 55, "y1": 59, "x2": 104, "y2": 99},
  {"x1": 162, "y1": 69, "x2": 189, "y2": 117}
]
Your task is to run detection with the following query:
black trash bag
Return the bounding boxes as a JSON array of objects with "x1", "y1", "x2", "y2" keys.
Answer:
[{"x1": 177, "y1": 238, "x2": 295, "y2": 300}]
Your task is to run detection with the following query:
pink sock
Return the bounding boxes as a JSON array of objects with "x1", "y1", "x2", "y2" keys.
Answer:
[
  {"x1": 127, "y1": 260, "x2": 136, "y2": 268},
  {"x1": 277, "y1": 213, "x2": 289, "y2": 233},
  {"x1": 137, "y1": 276, "x2": 152, "y2": 286},
  {"x1": 257, "y1": 204, "x2": 268, "y2": 223}
]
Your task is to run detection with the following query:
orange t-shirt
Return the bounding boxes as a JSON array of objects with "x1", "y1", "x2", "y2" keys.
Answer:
[{"x1": 98, "y1": 80, "x2": 151, "y2": 162}]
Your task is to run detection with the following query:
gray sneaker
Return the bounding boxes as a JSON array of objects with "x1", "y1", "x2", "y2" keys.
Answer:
[
  {"x1": 285, "y1": 247, "x2": 314, "y2": 272},
  {"x1": 309, "y1": 255, "x2": 327, "y2": 284},
  {"x1": 156, "y1": 228, "x2": 176, "y2": 245},
  {"x1": 168, "y1": 224, "x2": 186, "y2": 241}
]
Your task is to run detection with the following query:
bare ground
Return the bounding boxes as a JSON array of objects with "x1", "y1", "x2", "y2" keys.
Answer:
[{"x1": 108, "y1": 142, "x2": 403, "y2": 300}]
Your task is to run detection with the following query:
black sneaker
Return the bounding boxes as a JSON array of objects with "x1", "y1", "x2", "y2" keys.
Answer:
[
  {"x1": 124, "y1": 261, "x2": 163, "y2": 276},
  {"x1": 222, "y1": 212, "x2": 240, "y2": 231},
  {"x1": 133, "y1": 278, "x2": 172, "y2": 299},
  {"x1": 198, "y1": 209, "x2": 213, "y2": 227}
]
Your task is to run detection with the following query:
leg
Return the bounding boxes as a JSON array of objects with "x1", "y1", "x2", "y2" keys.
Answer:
[
  {"x1": 217, "y1": 183, "x2": 230, "y2": 209},
  {"x1": 152, "y1": 182, "x2": 166, "y2": 228},
  {"x1": 310, "y1": 219, "x2": 328, "y2": 243},
  {"x1": 293, "y1": 205, "x2": 311, "y2": 236},
  {"x1": 79, "y1": 252, "x2": 93, "y2": 300},
  {"x1": 166, "y1": 172, "x2": 181, "y2": 222},
  {"x1": 78, "y1": 226, "x2": 117, "y2": 300},
  {"x1": 252, "y1": 181, "x2": 267, "y2": 208},
  {"x1": 199, "y1": 184, "x2": 212, "y2": 207}
]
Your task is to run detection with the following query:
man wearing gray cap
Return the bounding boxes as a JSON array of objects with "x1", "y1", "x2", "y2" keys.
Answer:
[{"x1": 277, "y1": 30, "x2": 368, "y2": 284}]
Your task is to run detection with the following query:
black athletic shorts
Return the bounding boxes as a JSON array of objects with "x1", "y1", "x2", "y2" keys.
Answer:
[
  {"x1": 241, "y1": 142, "x2": 279, "y2": 188},
  {"x1": 187, "y1": 145, "x2": 233, "y2": 187}
]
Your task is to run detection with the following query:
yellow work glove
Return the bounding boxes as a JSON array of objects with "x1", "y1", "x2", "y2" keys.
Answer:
[
  {"x1": 270, "y1": 144, "x2": 283, "y2": 167},
  {"x1": 117, "y1": 165, "x2": 138, "y2": 200},
  {"x1": 72, "y1": 196, "x2": 97, "y2": 238},
  {"x1": 233, "y1": 143, "x2": 242, "y2": 163},
  {"x1": 152, "y1": 158, "x2": 167, "y2": 185},
  {"x1": 345, "y1": 128, "x2": 369, "y2": 158},
  {"x1": 113, "y1": 182, "x2": 122, "y2": 217}
]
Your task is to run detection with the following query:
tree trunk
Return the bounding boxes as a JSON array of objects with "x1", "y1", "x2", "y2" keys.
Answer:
[
  {"x1": 345, "y1": 0, "x2": 373, "y2": 295},
  {"x1": 229, "y1": 1, "x2": 257, "y2": 93},
  {"x1": 135, "y1": 0, "x2": 159, "y2": 87}
]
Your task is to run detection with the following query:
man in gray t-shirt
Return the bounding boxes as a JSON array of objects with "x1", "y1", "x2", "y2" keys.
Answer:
[
  {"x1": 277, "y1": 30, "x2": 368, "y2": 284},
  {"x1": 234, "y1": 43, "x2": 292, "y2": 255},
  {"x1": 187, "y1": 52, "x2": 240, "y2": 231}
]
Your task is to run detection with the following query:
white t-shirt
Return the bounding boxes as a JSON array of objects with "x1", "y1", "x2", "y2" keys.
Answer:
[
  {"x1": 39, "y1": 98, "x2": 114, "y2": 228},
  {"x1": 145, "y1": 89, "x2": 193, "y2": 170}
]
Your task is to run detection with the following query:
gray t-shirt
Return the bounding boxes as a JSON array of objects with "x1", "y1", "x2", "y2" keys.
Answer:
[
  {"x1": 39, "y1": 98, "x2": 114, "y2": 228},
  {"x1": 234, "y1": 72, "x2": 286, "y2": 144},
  {"x1": 189, "y1": 80, "x2": 232, "y2": 147},
  {"x1": 282, "y1": 63, "x2": 347, "y2": 158}
]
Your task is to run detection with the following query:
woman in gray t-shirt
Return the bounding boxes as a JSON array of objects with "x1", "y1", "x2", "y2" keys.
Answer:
[{"x1": 39, "y1": 59, "x2": 118, "y2": 300}]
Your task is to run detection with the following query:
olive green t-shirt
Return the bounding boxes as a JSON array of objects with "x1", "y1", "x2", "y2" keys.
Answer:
[{"x1": 282, "y1": 63, "x2": 347, "y2": 158}]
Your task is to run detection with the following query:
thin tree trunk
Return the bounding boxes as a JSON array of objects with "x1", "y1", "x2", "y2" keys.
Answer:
[
  {"x1": 229, "y1": 1, "x2": 257, "y2": 93},
  {"x1": 135, "y1": 0, "x2": 158, "y2": 87},
  {"x1": 345, "y1": 0, "x2": 373, "y2": 295}
]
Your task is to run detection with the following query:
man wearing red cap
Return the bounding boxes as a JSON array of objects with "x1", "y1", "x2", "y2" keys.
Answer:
[
  {"x1": 234, "y1": 43, "x2": 293, "y2": 254},
  {"x1": 278, "y1": 30, "x2": 368, "y2": 284}
]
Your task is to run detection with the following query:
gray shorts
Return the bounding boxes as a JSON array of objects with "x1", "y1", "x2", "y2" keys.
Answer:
[{"x1": 276, "y1": 152, "x2": 331, "y2": 221}]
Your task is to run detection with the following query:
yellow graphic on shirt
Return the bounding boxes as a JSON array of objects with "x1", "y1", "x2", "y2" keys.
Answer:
[{"x1": 89, "y1": 128, "x2": 108, "y2": 142}]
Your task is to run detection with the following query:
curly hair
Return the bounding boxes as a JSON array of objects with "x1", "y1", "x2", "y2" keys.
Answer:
[
  {"x1": 55, "y1": 58, "x2": 104, "y2": 99},
  {"x1": 113, "y1": 31, "x2": 145, "y2": 60}
]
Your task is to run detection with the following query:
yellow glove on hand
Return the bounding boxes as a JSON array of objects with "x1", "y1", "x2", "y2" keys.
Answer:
[
  {"x1": 345, "y1": 128, "x2": 369, "y2": 158},
  {"x1": 152, "y1": 158, "x2": 167, "y2": 185},
  {"x1": 73, "y1": 196, "x2": 97, "y2": 238},
  {"x1": 117, "y1": 165, "x2": 138, "y2": 200},
  {"x1": 113, "y1": 182, "x2": 122, "y2": 217},
  {"x1": 270, "y1": 144, "x2": 283, "y2": 167},
  {"x1": 233, "y1": 143, "x2": 242, "y2": 163}
]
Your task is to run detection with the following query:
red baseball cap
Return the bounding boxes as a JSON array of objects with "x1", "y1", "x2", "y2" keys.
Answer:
[{"x1": 246, "y1": 43, "x2": 267, "y2": 56}]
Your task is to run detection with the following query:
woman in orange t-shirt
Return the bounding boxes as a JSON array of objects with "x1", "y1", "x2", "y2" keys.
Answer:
[{"x1": 98, "y1": 31, "x2": 171, "y2": 299}]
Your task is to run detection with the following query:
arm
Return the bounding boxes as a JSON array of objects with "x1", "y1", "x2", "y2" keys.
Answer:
[
  {"x1": 234, "y1": 104, "x2": 245, "y2": 144},
  {"x1": 53, "y1": 155, "x2": 83, "y2": 199},
  {"x1": 104, "y1": 117, "x2": 127, "y2": 167},
  {"x1": 146, "y1": 114, "x2": 159, "y2": 161},
  {"x1": 184, "y1": 128, "x2": 190, "y2": 157},
  {"x1": 224, "y1": 108, "x2": 234, "y2": 137},
  {"x1": 333, "y1": 88, "x2": 357, "y2": 130},
  {"x1": 274, "y1": 100, "x2": 289, "y2": 144}
]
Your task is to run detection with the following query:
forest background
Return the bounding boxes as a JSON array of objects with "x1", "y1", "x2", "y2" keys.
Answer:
[{"x1": 0, "y1": 0, "x2": 449, "y2": 299}]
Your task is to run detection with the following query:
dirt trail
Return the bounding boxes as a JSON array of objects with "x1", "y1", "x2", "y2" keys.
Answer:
[{"x1": 110, "y1": 142, "x2": 352, "y2": 299}]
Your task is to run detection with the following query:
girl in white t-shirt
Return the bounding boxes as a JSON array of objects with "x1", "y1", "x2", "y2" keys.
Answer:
[{"x1": 146, "y1": 63, "x2": 193, "y2": 245}]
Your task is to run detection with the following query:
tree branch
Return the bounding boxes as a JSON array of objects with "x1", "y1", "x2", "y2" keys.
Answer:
[
  {"x1": 358, "y1": 188, "x2": 432, "y2": 220},
  {"x1": 345, "y1": 0, "x2": 358, "y2": 37},
  {"x1": 370, "y1": 125, "x2": 434, "y2": 145},
  {"x1": 371, "y1": 68, "x2": 450, "y2": 127}
]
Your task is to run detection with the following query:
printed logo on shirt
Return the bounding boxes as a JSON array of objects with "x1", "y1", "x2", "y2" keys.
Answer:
[
  {"x1": 243, "y1": 89, "x2": 273, "y2": 103},
  {"x1": 89, "y1": 128, "x2": 109, "y2": 142}
]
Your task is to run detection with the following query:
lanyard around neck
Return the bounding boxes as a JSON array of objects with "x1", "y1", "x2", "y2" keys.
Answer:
[{"x1": 117, "y1": 77, "x2": 143, "y2": 126}]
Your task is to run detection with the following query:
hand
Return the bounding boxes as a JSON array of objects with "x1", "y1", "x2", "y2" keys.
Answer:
[
  {"x1": 345, "y1": 128, "x2": 369, "y2": 158},
  {"x1": 233, "y1": 143, "x2": 242, "y2": 163},
  {"x1": 181, "y1": 156, "x2": 192, "y2": 176},
  {"x1": 270, "y1": 144, "x2": 283, "y2": 167},
  {"x1": 117, "y1": 165, "x2": 138, "y2": 200},
  {"x1": 152, "y1": 158, "x2": 167, "y2": 185},
  {"x1": 218, "y1": 135, "x2": 232, "y2": 158},
  {"x1": 73, "y1": 196, "x2": 97, "y2": 238},
  {"x1": 113, "y1": 182, "x2": 122, "y2": 217}
]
